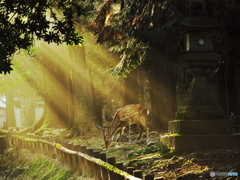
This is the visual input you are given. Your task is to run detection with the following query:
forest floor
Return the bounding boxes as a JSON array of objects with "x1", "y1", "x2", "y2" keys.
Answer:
[
  {"x1": 65, "y1": 128, "x2": 240, "y2": 180},
  {"x1": 1, "y1": 128, "x2": 240, "y2": 179}
]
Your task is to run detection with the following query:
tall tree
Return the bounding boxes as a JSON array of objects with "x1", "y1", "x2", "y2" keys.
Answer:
[
  {"x1": 6, "y1": 89, "x2": 16, "y2": 127},
  {"x1": 18, "y1": 40, "x2": 97, "y2": 135},
  {"x1": 70, "y1": 12, "x2": 96, "y2": 134},
  {"x1": 0, "y1": 0, "x2": 102, "y2": 136},
  {"x1": 148, "y1": 48, "x2": 177, "y2": 131},
  {"x1": 124, "y1": 69, "x2": 139, "y2": 105},
  {"x1": 39, "y1": 43, "x2": 70, "y2": 129}
]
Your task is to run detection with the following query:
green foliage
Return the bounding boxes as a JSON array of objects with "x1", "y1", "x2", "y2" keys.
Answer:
[
  {"x1": 23, "y1": 157, "x2": 75, "y2": 180},
  {"x1": 108, "y1": 38, "x2": 149, "y2": 77},
  {"x1": 0, "y1": 0, "x2": 85, "y2": 74},
  {"x1": 0, "y1": 148, "x2": 26, "y2": 178},
  {"x1": 175, "y1": 109, "x2": 185, "y2": 120},
  {"x1": 128, "y1": 142, "x2": 172, "y2": 157},
  {"x1": 85, "y1": 0, "x2": 187, "y2": 76},
  {"x1": 106, "y1": 143, "x2": 172, "y2": 161},
  {"x1": 0, "y1": 129, "x2": 8, "y2": 134}
]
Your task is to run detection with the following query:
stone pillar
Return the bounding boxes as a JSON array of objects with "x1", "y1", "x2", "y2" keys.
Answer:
[{"x1": 177, "y1": 54, "x2": 225, "y2": 120}]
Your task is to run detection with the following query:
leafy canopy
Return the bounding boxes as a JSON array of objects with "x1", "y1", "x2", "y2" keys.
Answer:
[
  {"x1": 0, "y1": 0, "x2": 85, "y2": 74},
  {"x1": 86, "y1": 0, "x2": 187, "y2": 76}
]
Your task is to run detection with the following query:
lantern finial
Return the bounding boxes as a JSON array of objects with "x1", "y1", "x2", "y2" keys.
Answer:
[{"x1": 190, "y1": 0, "x2": 207, "y2": 16}]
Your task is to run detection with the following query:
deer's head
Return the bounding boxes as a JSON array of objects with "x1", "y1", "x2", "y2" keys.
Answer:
[{"x1": 97, "y1": 125, "x2": 112, "y2": 149}]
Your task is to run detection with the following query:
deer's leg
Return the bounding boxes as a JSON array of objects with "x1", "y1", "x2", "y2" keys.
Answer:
[
  {"x1": 128, "y1": 123, "x2": 131, "y2": 143},
  {"x1": 117, "y1": 127, "x2": 125, "y2": 144},
  {"x1": 137, "y1": 125, "x2": 144, "y2": 141},
  {"x1": 146, "y1": 127, "x2": 149, "y2": 143},
  {"x1": 137, "y1": 125, "x2": 148, "y2": 141},
  {"x1": 137, "y1": 132, "x2": 143, "y2": 141}
]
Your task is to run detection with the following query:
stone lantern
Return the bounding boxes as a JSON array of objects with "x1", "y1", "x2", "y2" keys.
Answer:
[
  {"x1": 161, "y1": 0, "x2": 238, "y2": 152},
  {"x1": 177, "y1": 0, "x2": 224, "y2": 120}
]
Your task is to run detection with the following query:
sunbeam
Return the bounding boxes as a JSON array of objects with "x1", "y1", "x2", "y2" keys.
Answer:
[{"x1": 0, "y1": 28, "x2": 148, "y2": 135}]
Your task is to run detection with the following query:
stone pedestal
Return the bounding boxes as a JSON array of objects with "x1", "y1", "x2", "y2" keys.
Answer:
[
  {"x1": 160, "y1": 53, "x2": 235, "y2": 152},
  {"x1": 161, "y1": 118, "x2": 237, "y2": 153},
  {"x1": 178, "y1": 53, "x2": 226, "y2": 119},
  {"x1": 161, "y1": 134, "x2": 240, "y2": 153},
  {"x1": 169, "y1": 120, "x2": 232, "y2": 135}
]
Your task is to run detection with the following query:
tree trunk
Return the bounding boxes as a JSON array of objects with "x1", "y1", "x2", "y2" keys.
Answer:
[
  {"x1": 67, "y1": 60, "x2": 75, "y2": 129},
  {"x1": 70, "y1": 44, "x2": 96, "y2": 134},
  {"x1": 39, "y1": 43, "x2": 70, "y2": 129},
  {"x1": 124, "y1": 69, "x2": 139, "y2": 105},
  {"x1": 218, "y1": 60, "x2": 228, "y2": 114},
  {"x1": 89, "y1": 66, "x2": 104, "y2": 126},
  {"x1": 225, "y1": 51, "x2": 240, "y2": 115},
  {"x1": 23, "y1": 98, "x2": 36, "y2": 127},
  {"x1": 138, "y1": 68, "x2": 146, "y2": 106},
  {"x1": 6, "y1": 89, "x2": 16, "y2": 128},
  {"x1": 218, "y1": 51, "x2": 240, "y2": 116},
  {"x1": 148, "y1": 48, "x2": 177, "y2": 132}
]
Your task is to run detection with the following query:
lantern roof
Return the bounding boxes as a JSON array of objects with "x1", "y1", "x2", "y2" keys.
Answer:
[{"x1": 180, "y1": 0, "x2": 221, "y2": 31}]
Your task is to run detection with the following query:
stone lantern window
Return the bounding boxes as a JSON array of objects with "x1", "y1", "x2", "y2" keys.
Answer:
[
  {"x1": 180, "y1": 0, "x2": 220, "y2": 53},
  {"x1": 185, "y1": 31, "x2": 213, "y2": 52}
]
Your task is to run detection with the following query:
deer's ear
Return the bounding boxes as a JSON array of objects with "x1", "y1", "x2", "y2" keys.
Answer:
[
  {"x1": 96, "y1": 125, "x2": 103, "y2": 130},
  {"x1": 96, "y1": 125, "x2": 105, "y2": 135}
]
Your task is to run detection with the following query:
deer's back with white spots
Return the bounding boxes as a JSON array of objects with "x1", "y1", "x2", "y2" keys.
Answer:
[
  {"x1": 97, "y1": 104, "x2": 149, "y2": 149},
  {"x1": 116, "y1": 104, "x2": 149, "y2": 130}
]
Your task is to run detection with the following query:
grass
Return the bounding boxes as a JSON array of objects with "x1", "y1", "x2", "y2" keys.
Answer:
[
  {"x1": 0, "y1": 129, "x2": 8, "y2": 134},
  {"x1": 0, "y1": 148, "x2": 76, "y2": 180},
  {"x1": 105, "y1": 142, "x2": 173, "y2": 169}
]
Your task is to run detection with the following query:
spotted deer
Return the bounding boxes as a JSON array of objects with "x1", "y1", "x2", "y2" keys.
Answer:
[{"x1": 97, "y1": 104, "x2": 149, "y2": 149}]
